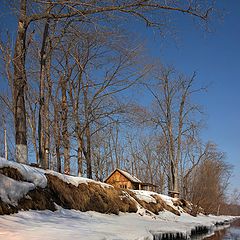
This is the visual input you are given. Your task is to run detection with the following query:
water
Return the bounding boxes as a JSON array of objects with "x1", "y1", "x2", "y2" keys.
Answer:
[{"x1": 205, "y1": 219, "x2": 240, "y2": 240}]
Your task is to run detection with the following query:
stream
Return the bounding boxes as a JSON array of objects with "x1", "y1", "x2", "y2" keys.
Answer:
[{"x1": 204, "y1": 219, "x2": 240, "y2": 240}]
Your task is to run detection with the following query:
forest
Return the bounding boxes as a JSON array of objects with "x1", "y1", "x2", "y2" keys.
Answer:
[{"x1": 0, "y1": 0, "x2": 238, "y2": 215}]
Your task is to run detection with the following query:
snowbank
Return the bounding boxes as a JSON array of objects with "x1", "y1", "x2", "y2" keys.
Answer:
[
  {"x1": 0, "y1": 174, "x2": 35, "y2": 206},
  {"x1": 132, "y1": 190, "x2": 157, "y2": 204},
  {"x1": 46, "y1": 170, "x2": 112, "y2": 188},
  {"x1": 0, "y1": 208, "x2": 236, "y2": 240},
  {"x1": 0, "y1": 157, "x2": 47, "y2": 188},
  {"x1": 0, "y1": 158, "x2": 111, "y2": 189}
]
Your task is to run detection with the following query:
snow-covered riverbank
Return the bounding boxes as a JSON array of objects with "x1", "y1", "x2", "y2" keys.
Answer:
[
  {"x1": 0, "y1": 207, "x2": 235, "y2": 240},
  {"x1": 0, "y1": 157, "x2": 237, "y2": 240}
]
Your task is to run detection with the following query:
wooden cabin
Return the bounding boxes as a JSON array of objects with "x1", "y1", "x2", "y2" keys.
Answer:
[
  {"x1": 104, "y1": 168, "x2": 158, "y2": 192},
  {"x1": 141, "y1": 183, "x2": 158, "y2": 192}
]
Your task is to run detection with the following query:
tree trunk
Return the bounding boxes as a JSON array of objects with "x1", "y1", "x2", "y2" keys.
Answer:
[
  {"x1": 83, "y1": 84, "x2": 92, "y2": 179},
  {"x1": 77, "y1": 138, "x2": 83, "y2": 176},
  {"x1": 86, "y1": 123, "x2": 92, "y2": 179},
  {"x1": 38, "y1": 19, "x2": 50, "y2": 169},
  {"x1": 26, "y1": 110, "x2": 39, "y2": 164},
  {"x1": 13, "y1": 0, "x2": 28, "y2": 164},
  {"x1": 61, "y1": 80, "x2": 70, "y2": 174},
  {"x1": 55, "y1": 119, "x2": 61, "y2": 172},
  {"x1": 53, "y1": 97, "x2": 61, "y2": 172},
  {"x1": 44, "y1": 39, "x2": 52, "y2": 169},
  {"x1": 172, "y1": 165, "x2": 179, "y2": 198}
]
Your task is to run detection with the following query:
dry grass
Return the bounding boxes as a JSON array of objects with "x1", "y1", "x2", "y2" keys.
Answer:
[
  {"x1": 0, "y1": 166, "x2": 190, "y2": 217},
  {"x1": 0, "y1": 167, "x2": 24, "y2": 181},
  {"x1": 46, "y1": 174, "x2": 137, "y2": 215},
  {"x1": 18, "y1": 187, "x2": 56, "y2": 212},
  {"x1": 128, "y1": 191, "x2": 181, "y2": 216},
  {"x1": 0, "y1": 171, "x2": 138, "y2": 215},
  {"x1": 0, "y1": 199, "x2": 18, "y2": 215},
  {"x1": 173, "y1": 198, "x2": 196, "y2": 216},
  {"x1": 126, "y1": 191, "x2": 164, "y2": 215}
]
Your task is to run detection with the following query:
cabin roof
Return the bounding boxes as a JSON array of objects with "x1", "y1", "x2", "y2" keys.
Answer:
[{"x1": 104, "y1": 168, "x2": 142, "y2": 184}]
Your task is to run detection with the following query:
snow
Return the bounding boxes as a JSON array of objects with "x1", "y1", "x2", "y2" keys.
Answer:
[
  {"x1": 0, "y1": 158, "x2": 112, "y2": 205},
  {"x1": 132, "y1": 190, "x2": 157, "y2": 203},
  {"x1": 0, "y1": 157, "x2": 47, "y2": 188},
  {"x1": 0, "y1": 174, "x2": 35, "y2": 206},
  {"x1": 46, "y1": 170, "x2": 112, "y2": 188},
  {"x1": 0, "y1": 158, "x2": 112, "y2": 189},
  {"x1": 159, "y1": 194, "x2": 176, "y2": 207},
  {"x1": 0, "y1": 208, "x2": 235, "y2": 240},
  {"x1": 132, "y1": 190, "x2": 179, "y2": 212}
]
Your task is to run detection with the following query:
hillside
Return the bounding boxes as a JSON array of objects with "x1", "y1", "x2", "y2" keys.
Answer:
[
  {"x1": 0, "y1": 157, "x2": 189, "y2": 216},
  {"x1": 0, "y1": 157, "x2": 236, "y2": 240}
]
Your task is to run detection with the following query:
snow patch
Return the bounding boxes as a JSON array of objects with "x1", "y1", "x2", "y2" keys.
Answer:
[
  {"x1": 46, "y1": 170, "x2": 112, "y2": 188},
  {"x1": 159, "y1": 194, "x2": 176, "y2": 207},
  {"x1": 0, "y1": 158, "x2": 47, "y2": 188},
  {"x1": 132, "y1": 190, "x2": 157, "y2": 203},
  {"x1": 0, "y1": 174, "x2": 35, "y2": 206},
  {"x1": 0, "y1": 158, "x2": 112, "y2": 189}
]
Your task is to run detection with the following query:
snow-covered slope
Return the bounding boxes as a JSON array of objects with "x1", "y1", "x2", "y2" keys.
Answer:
[
  {"x1": 0, "y1": 157, "x2": 47, "y2": 188},
  {"x1": 0, "y1": 174, "x2": 35, "y2": 206},
  {"x1": 0, "y1": 157, "x2": 111, "y2": 189},
  {"x1": 0, "y1": 157, "x2": 181, "y2": 216},
  {"x1": 0, "y1": 158, "x2": 237, "y2": 240},
  {"x1": 0, "y1": 208, "x2": 235, "y2": 240}
]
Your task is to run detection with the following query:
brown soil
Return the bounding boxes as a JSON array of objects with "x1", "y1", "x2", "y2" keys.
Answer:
[{"x1": 172, "y1": 198, "x2": 193, "y2": 215}]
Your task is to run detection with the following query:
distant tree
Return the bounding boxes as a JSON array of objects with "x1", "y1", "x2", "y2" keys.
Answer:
[
  {"x1": 143, "y1": 66, "x2": 204, "y2": 197},
  {"x1": 189, "y1": 143, "x2": 232, "y2": 214}
]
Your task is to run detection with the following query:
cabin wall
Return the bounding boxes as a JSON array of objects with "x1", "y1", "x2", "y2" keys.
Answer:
[
  {"x1": 141, "y1": 185, "x2": 157, "y2": 192},
  {"x1": 106, "y1": 171, "x2": 133, "y2": 189}
]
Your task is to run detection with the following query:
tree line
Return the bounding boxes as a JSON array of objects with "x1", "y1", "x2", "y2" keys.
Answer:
[{"x1": 0, "y1": 0, "x2": 235, "y2": 214}]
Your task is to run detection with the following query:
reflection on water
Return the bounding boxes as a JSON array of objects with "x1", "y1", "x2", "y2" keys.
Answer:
[
  {"x1": 205, "y1": 219, "x2": 240, "y2": 240},
  {"x1": 222, "y1": 227, "x2": 240, "y2": 240}
]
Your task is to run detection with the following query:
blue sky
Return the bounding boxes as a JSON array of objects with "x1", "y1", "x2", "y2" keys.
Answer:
[
  {"x1": 137, "y1": 1, "x2": 240, "y2": 192},
  {"x1": 0, "y1": 1, "x2": 239, "y2": 192}
]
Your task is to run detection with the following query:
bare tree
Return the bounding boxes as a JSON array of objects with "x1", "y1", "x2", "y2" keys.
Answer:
[
  {"x1": 143, "y1": 66, "x2": 204, "y2": 197},
  {"x1": 38, "y1": 18, "x2": 50, "y2": 169},
  {"x1": 189, "y1": 143, "x2": 232, "y2": 214},
  {"x1": 10, "y1": 0, "x2": 214, "y2": 163}
]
